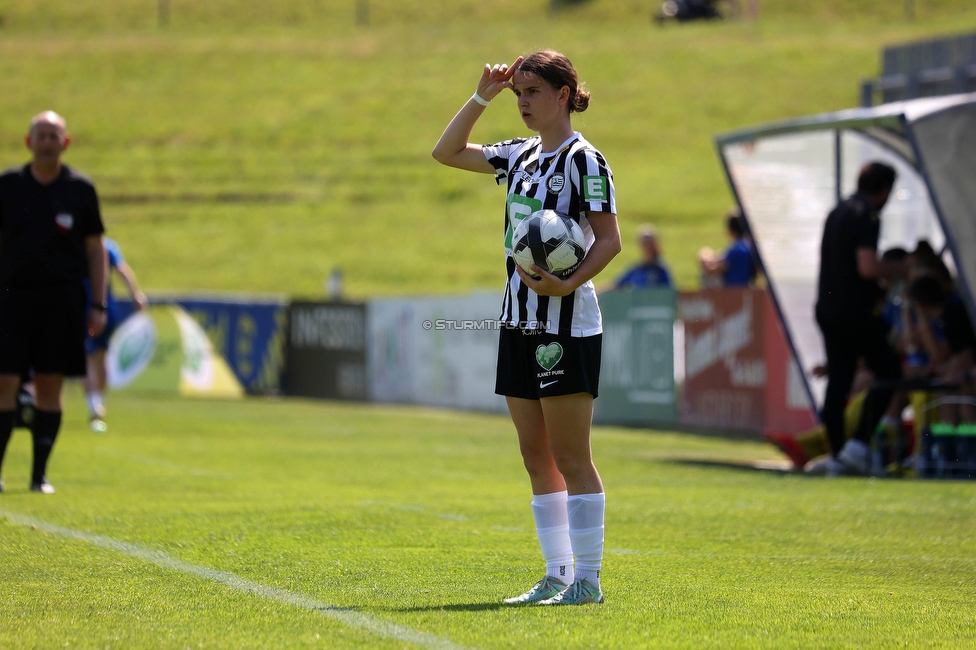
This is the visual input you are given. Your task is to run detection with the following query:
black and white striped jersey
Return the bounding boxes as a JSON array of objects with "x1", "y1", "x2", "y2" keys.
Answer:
[{"x1": 483, "y1": 132, "x2": 616, "y2": 337}]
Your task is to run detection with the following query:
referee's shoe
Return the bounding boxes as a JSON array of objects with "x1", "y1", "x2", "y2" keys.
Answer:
[{"x1": 30, "y1": 477, "x2": 55, "y2": 494}]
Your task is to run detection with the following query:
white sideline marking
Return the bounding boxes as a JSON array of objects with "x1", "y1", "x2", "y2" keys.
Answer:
[{"x1": 1, "y1": 510, "x2": 472, "y2": 650}]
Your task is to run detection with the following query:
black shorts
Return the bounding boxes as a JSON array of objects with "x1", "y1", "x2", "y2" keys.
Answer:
[
  {"x1": 0, "y1": 285, "x2": 88, "y2": 377},
  {"x1": 495, "y1": 326, "x2": 602, "y2": 400}
]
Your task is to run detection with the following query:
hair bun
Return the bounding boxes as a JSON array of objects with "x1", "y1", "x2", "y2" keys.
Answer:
[{"x1": 572, "y1": 87, "x2": 590, "y2": 113}]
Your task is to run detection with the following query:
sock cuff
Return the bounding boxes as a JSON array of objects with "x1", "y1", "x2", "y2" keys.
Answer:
[
  {"x1": 567, "y1": 492, "x2": 605, "y2": 503},
  {"x1": 532, "y1": 490, "x2": 569, "y2": 505}
]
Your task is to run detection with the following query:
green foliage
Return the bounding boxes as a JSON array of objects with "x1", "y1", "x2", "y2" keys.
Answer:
[
  {"x1": 0, "y1": 2, "x2": 974, "y2": 295},
  {"x1": 1, "y1": 392, "x2": 976, "y2": 648}
]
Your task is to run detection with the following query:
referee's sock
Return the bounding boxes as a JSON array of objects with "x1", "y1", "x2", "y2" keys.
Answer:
[
  {"x1": 0, "y1": 409, "x2": 14, "y2": 476},
  {"x1": 30, "y1": 410, "x2": 62, "y2": 483}
]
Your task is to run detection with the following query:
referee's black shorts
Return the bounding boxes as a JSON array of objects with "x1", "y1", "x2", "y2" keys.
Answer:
[
  {"x1": 495, "y1": 326, "x2": 602, "y2": 400},
  {"x1": 0, "y1": 284, "x2": 89, "y2": 377}
]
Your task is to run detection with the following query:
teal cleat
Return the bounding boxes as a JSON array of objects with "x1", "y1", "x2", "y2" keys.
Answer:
[
  {"x1": 503, "y1": 576, "x2": 568, "y2": 605},
  {"x1": 539, "y1": 579, "x2": 604, "y2": 605}
]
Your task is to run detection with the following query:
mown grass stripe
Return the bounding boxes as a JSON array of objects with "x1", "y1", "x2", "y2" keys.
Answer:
[{"x1": 1, "y1": 510, "x2": 473, "y2": 650}]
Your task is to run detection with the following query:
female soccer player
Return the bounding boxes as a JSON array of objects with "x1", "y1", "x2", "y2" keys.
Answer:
[{"x1": 432, "y1": 51, "x2": 620, "y2": 605}]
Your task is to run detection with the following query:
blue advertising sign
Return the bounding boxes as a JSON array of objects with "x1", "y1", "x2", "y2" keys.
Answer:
[{"x1": 121, "y1": 295, "x2": 288, "y2": 394}]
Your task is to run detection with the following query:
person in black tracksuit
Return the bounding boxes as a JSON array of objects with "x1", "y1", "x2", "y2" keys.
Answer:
[
  {"x1": 0, "y1": 111, "x2": 108, "y2": 494},
  {"x1": 815, "y1": 161, "x2": 906, "y2": 475}
]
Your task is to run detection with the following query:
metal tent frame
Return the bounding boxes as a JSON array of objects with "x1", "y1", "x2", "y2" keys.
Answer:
[{"x1": 714, "y1": 93, "x2": 976, "y2": 418}]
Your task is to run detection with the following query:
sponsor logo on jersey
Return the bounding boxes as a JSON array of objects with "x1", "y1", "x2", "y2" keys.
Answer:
[
  {"x1": 546, "y1": 173, "x2": 565, "y2": 194},
  {"x1": 582, "y1": 176, "x2": 608, "y2": 202},
  {"x1": 55, "y1": 213, "x2": 74, "y2": 232}
]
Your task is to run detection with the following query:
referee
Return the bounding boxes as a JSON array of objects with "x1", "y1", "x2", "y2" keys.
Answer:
[
  {"x1": 0, "y1": 111, "x2": 108, "y2": 494},
  {"x1": 814, "y1": 161, "x2": 906, "y2": 476}
]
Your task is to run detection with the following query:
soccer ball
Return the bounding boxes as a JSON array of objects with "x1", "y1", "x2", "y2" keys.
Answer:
[{"x1": 511, "y1": 210, "x2": 586, "y2": 279}]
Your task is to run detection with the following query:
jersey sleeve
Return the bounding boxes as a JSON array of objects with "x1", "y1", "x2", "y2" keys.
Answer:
[
  {"x1": 80, "y1": 181, "x2": 106, "y2": 238},
  {"x1": 854, "y1": 210, "x2": 881, "y2": 251},
  {"x1": 569, "y1": 148, "x2": 615, "y2": 214},
  {"x1": 105, "y1": 238, "x2": 123, "y2": 269},
  {"x1": 483, "y1": 138, "x2": 529, "y2": 186}
]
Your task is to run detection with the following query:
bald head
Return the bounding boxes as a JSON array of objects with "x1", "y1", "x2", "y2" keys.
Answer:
[
  {"x1": 26, "y1": 111, "x2": 70, "y2": 176},
  {"x1": 29, "y1": 111, "x2": 67, "y2": 137}
]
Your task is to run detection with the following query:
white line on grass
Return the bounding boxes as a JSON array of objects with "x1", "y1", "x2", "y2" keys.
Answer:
[{"x1": 1, "y1": 510, "x2": 472, "y2": 650}]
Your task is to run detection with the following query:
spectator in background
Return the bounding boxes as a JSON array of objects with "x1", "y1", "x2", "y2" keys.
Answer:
[
  {"x1": 612, "y1": 224, "x2": 672, "y2": 289},
  {"x1": 84, "y1": 237, "x2": 148, "y2": 433},
  {"x1": 698, "y1": 209, "x2": 756, "y2": 287},
  {"x1": 812, "y1": 161, "x2": 907, "y2": 476},
  {"x1": 907, "y1": 274, "x2": 976, "y2": 424}
]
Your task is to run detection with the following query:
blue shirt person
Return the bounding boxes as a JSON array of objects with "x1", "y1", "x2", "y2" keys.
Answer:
[
  {"x1": 699, "y1": 210, "x2": 756, "y2": 288},
  {"x1": 83, "y1": 238, "x2": 148, "y2": 431},
  {"x1": 613, "y1": 224, "x2": 673, "y2": 290}
]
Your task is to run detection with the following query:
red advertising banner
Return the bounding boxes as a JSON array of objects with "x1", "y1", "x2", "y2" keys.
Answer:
[
  {"x1": 763, "y1": 300, "x2": 818, "y2": 434},
  {"x1": 679, "y1": 288, "x2": 817, "y2": 434},
  {"x1": 680, "y1": 288, "x2": 767, "y2": 431}
]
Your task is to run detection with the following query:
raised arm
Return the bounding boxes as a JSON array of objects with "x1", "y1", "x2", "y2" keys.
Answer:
[{"x1": 431, "y1": 57, "x2": 523, "y2": 173}]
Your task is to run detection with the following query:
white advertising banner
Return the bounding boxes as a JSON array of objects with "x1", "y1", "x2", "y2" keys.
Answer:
[{"x1": 367, "y1": 292, "x2": 507, "y2": 413}]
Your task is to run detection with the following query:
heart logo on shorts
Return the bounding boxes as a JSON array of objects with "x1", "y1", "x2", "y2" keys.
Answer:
[{"x1": 535, "y1": 343, "x2": 563, "y2": 371}]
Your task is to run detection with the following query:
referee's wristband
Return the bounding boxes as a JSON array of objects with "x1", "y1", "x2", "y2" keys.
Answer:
[
  {"x1": 471, "y1": 92, "x2": 491, "y2": 107},
  {"x1": 91, "y1": 303, "x2": 108, "y2": 312}
]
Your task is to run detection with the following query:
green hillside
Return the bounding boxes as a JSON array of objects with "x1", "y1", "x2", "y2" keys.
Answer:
[{"x1": 1, "y1": 1, "x2": 975, "y2": 297}]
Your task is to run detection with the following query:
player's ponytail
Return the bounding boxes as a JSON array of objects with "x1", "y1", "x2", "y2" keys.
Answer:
[
  {"x1": 571, "y1": 86, "x2": 590, "y2": 113},
  {"x1": 519, "y1": 50, "x2": 589, "y2": 114}
]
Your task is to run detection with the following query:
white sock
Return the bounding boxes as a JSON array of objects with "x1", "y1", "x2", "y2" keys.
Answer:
[
  {"x1": 86, "y1": 392, "x2": 104, "y2": 417},
  {"x1": 568, "y1": 492, "x2": 605, "y2": 590},
  {"x1": 531, "y1": 491, "x2": 574, "y2": 584}
]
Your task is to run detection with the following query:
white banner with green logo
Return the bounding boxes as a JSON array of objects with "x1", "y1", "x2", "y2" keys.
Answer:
[{"x1": 106, "y1": 305, "x2": 244, "y2": 398}]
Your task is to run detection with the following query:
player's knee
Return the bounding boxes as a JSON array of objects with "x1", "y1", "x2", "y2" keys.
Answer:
[
  {"x1": 520, "y1": 443, "x2": 553, "y2": 473},
  {"x1": 550, "y1": 451, "x2": 591, "y2": 481}
]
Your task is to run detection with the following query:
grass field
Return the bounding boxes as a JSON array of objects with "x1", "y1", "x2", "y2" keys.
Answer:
[
  {"x1": 1, "y1": 2, "x2": 976, "y2": 295},
  {"x1": 2, "y1": 390, "x2": 976, "y2": 648}
]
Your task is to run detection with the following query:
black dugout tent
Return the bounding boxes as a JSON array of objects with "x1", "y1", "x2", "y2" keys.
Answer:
[{"x1": 715, "y1": 93, "x2": 976, "y2": 416}]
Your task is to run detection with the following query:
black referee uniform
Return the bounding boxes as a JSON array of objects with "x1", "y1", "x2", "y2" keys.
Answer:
[
  {"x1": 816, "y1": 192, "x2": 901, "y2": 458},
  {"x1": 0, "y1": 163, "x2": 105, "y2": 489}
]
